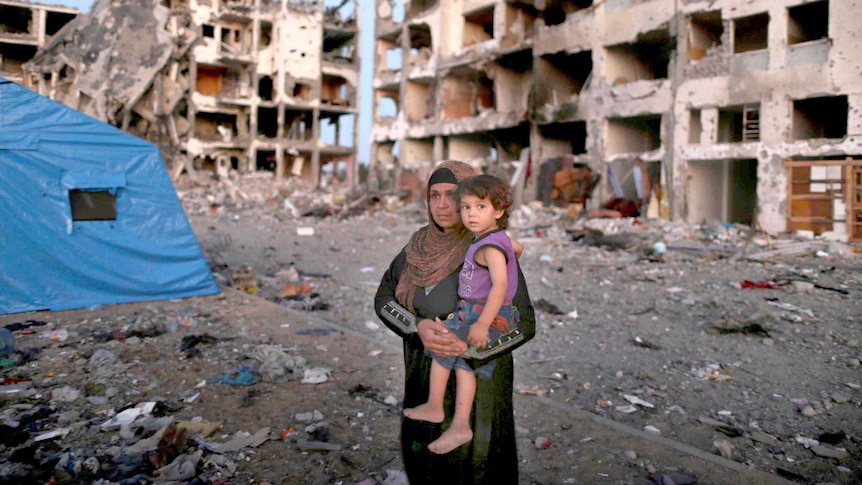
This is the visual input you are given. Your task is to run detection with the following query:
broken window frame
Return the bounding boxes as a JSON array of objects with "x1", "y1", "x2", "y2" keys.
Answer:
[
  {"x1": 787, "y1": 0, "x2": 829, "y2": 46},
  {"x1": 717, "y1": 104, "x2": 760, "y2": 143},
  {"x1": 605, "y1": 115, "x2": 662, "y2": 156},
  {"x1": 791, "y1": 95, "x2": 848, "y2": 141},
  {"x1": 462, "y1": 5, "x2": 495, "y2": 48},
  {"x1": 687, "y1": 10, "x2": 723, "y2": 62},
  {"x1": 732, "y1": 12, "x2": 769, "y2": 54}
]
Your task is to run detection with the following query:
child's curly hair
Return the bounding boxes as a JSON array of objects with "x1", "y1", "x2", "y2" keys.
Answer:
[{"x1": 456, "y1": 174, "x2": 514, "y2": 229}]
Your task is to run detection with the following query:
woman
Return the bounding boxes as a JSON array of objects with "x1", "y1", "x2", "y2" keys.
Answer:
[{"x1": 374, "y1": 160, "x2": 536, "y2": 484}]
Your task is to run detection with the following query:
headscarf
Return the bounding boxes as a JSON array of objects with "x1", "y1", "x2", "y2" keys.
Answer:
[{"x1": 395, "y1": 160, "x2": 476, "y2": 312}]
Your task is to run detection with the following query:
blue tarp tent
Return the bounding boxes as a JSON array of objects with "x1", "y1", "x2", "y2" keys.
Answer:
[{"x1": 0, "y1": 77, "x2": 220, "y2": 314}]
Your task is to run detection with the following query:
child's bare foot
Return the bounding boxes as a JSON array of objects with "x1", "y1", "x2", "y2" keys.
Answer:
[
  {"x1": 428, "y1": 424, "x2": 473, "y2": 454},
  {"x1": 403, "y1": 403, "x2": 444, "y2": 423}
]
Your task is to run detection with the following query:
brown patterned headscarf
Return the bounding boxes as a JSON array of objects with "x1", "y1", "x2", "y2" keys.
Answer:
[{"x1": 395, "y1": 160, "x2": 476, "y2": 312}]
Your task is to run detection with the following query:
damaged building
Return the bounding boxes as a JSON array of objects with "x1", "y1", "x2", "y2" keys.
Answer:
[
  {"x1": 370, "y1": 0, "x2": 862, "y2": 241},
  {"x1": 19, "y1": 0, "x2": 361, "y2": 188},
  {"x1": 0, "y1": 0, "x2": 78, "y2": 83}
]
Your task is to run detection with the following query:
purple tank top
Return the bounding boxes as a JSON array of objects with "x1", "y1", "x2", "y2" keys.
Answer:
[{"x1": 458, "y1": 230, "x2": 518, "y2": 302}]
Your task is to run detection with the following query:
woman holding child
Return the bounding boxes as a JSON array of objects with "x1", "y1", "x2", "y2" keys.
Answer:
[{"x1": 374, "y1": 160, "x2": 536, "y2": 484}]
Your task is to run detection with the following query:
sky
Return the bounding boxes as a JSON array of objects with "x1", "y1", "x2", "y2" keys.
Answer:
[{"x1": 45, "y1": 0, "x2": 375, "y2": 165}]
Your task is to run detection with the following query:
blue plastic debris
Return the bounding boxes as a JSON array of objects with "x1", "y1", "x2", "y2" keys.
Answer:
[{"x1": 210, "y1": 366, "x2": 257, "y2": 386}]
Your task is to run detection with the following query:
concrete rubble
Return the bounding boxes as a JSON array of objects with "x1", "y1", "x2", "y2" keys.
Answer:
[
  {"x1": 1, "y1": 173, "x2": 860, "y2": 483},
  {"x1": 20, "y1": 0, "x2": 362, "y2": 187}
]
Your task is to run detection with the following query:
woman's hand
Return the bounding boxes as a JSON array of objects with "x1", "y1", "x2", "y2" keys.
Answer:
[{"x1": 417, "y1": 318, "x2": 467, "y2": 357}]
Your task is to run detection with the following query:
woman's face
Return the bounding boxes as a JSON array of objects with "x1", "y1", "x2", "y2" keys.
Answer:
[{"x1": 428, "y1": 182, "x2": 460, "y2": 230}]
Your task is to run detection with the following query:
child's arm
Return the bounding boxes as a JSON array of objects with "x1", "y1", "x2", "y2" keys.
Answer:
[
  {"x1": 511, "y1": 239, "x2": 524, "y2": 260},
  {"x1": 468, "y1": 246, "x2": 508, "y2": 348}
]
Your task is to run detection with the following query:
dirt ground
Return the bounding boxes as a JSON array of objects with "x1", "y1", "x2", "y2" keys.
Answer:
[
  {"x1": 2, "y1": 193, "x2": 861, "y2": 485},
  {"x1": 187, "y1": 205, "x2": 862, "y2": 485}
]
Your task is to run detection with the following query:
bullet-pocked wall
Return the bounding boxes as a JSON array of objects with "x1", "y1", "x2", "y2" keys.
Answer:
[{"x1": 371, "y1": 0, "x2": 862, "y2": 239}]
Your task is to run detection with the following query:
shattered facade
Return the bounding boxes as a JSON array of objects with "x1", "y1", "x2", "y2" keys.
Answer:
[
  {"x1": 370, "y1": 0, "x2": 862, "y2": 240},
  {"x1": 20, "y1": 0, "x2": 361, "y2": 188},
  {"x1": 0, "y1": 0, "x2": 77, "y2": 84}
]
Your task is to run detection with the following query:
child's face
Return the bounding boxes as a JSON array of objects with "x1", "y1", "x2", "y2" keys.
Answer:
[{"x1": 459, "y1": 194, "x2": 504, "y2": 237}]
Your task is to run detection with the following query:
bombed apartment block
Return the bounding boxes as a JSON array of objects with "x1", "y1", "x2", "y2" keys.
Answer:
[
  {"x1": 371, "y1": 0, "x2": 862, "y2": 241},
  {"x1": 21, "y1": 0, "x2": 361, "y2": 189},
  {"x1": 0, "y1": 0, "x2": 77, "y2": 83}
]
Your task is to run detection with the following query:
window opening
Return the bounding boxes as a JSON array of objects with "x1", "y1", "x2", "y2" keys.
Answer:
[
  {"x1": 788, "y1": 0, "x2": 828, "y2": 45},
  {"x1": 70, "y1": 190, "x2": 117, "y2": 221},
  {"x1": 733, "y1": 13, "x2": 769, "y2": 53}
]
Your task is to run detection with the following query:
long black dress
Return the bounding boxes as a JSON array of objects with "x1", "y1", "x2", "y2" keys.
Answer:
[{"x1": 374, "y1": 248, "x2": 536, "y2": 484}]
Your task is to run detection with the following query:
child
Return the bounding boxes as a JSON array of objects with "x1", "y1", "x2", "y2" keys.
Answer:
[{"x1": 403, "y1": 174, "x2": 521, "y2": 454}]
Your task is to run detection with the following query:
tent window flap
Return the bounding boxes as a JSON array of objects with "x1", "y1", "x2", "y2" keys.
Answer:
[{"x1": 69, "y1": 190, "x2": 117, "y2": 221}]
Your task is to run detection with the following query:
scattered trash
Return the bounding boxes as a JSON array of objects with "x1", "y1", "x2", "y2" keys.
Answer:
[
  {"x1": 698, "y1": 417, "x2": 743, "y2": 437},
  {"x1": 50, "y1": 328, "x2": 69, "y2": 342},
  {"x1": 534, "y1": 436, "x2": 551, "y2": 449},
  {"x1": 302, "y1": 367, "x2": 332, "y2": 384},
  {"x1": 215, "y1": 428, "x2": 271, "y2": 454},
  {"x1": 101, "y1": 402, "x2": 157, "y2": 429},
  {"x1": 231, "y1": 266, "x2": 258, "y2": 293},
  {"x1": 690, "y1": 363, "x2": 733, "y2": 381},
  {"x1": 767, "y1": 301, "x2": 815, "y2": 318},
  {"x1": 632, "y1": 336, "x2": 660, "y2": 349},
  {"x1": 210, "y1": 366, "x2": 257, "y2": 386},
  {"x1": 277, "y1": 282, "x2": 313, "y2": 298},
  {"x1": 740, "y1": 279, "x2": 788, "y2": 289},
  {"x1": 180, "y1": 333, "x2": 218, "y2": 358},
  {"x1": 795, "y1": 436, "x2": 819, "y2": 448},
  {"x1": 623, "y1": 394, "x2": 654, "y2": 408},
  {"x1": 278, "y1": 293, "x2": 331, "y2": 311},
  {"x1": 708, "y1": 318, "x2": 771, "y2": 337},
  {"x1": 252, "y1": 344, "x2": 307, "y2": 383},
  {"x1": 515, "y1": 385, "x2": 547, "y2": 397},
  {"x1": 534, "y1": 298, "x2": 564, "y2": 314},
  {"x1": 33, "y1": 427, "x2": 71, "y2": 442}
]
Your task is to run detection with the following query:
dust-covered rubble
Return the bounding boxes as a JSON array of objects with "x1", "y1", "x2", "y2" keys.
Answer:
[{"x1": 2, "y1": 172, "x2": 861, "y2": 484}]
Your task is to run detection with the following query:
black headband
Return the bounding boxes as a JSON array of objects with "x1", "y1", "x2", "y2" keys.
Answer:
[{"x1": 428, "y1": 168, "x2": 458, "y2": 186}]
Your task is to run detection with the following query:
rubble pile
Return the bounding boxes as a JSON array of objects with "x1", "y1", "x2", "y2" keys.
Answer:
[
  {"x1": 2, "y1": 186, "x2": 860, "y2": 483},
  {"x1": 505, "y1": 209, "x2": 862, "y2": 483},
  {"x1": 186, "y1": 199, "x2": 861, "y2": 483},
  {"x1": 175, "y1": 171, "x2": 395, "y2": 220},
  {"x1": 0, "y1": 297, "x2": 405, "y2": 484}
]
